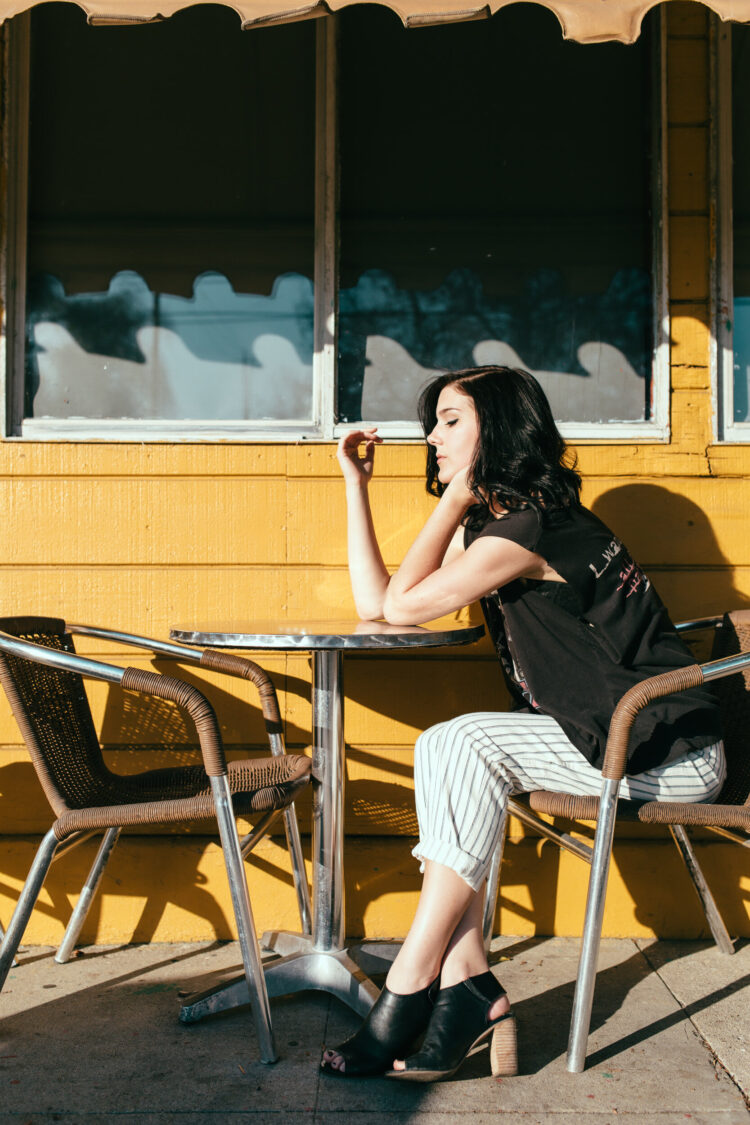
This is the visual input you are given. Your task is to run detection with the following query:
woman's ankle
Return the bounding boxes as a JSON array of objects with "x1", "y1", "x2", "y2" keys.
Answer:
[
  {"x1": 384, "y1": 963, "x2": 438, "y2": 995},
  {"x1": 438, "y1": 960, "x2": 491, "y2": 990}
]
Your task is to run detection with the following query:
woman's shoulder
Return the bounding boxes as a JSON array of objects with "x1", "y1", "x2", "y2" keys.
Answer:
[{"x1": 465, "y1": 505, "x2": 542, "y2": 552}]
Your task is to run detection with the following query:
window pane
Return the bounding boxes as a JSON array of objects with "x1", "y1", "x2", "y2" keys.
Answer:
[
  {"x1": 338, "y1": 5, "x2": 654, "y2": 424},
  {"x1": 733, "y1": 25, "x2": 750, "y2": 424},
  {"x1": 25, "y1": 5, "x2": 315, "y2": 422}
]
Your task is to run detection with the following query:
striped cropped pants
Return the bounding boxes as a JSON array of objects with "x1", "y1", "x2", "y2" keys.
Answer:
[{"x1": 411, "y1": 712, "x2": 726, "y2": 893}]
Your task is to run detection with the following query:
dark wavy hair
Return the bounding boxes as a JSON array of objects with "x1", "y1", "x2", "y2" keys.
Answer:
[{"x1": 418, "y1": 366, "x2": 581, "y2": 528}]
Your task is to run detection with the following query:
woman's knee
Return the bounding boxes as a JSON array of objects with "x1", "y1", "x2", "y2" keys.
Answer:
[{"x1": 414, "y1": 722, "x2": 450, "y2": 769}]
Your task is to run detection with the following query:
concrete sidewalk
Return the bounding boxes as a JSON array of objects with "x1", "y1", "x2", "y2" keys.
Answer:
[{"x1": 0, "y1": 936, "x2": 748, "y2": 1124}]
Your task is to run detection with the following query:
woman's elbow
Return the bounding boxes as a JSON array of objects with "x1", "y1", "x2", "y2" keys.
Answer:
[
  {"x1": 382, "y1": 591, "x2": 420, "y2": 626},
  {"x1": 353, "y1": 591, "x2": 387, "y2": 621}
]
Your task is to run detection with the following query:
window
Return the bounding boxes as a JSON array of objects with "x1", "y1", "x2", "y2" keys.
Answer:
[
  {"x1": 338, "y1": 5, "x2": 666, "y2": 439},
  {"x1": 3, "y1": 3, "x2": 666, "y2": 440},
  {"x1": 8, "y1": 3, "x2": 317, "y2": 439},
  {"x1": 716, "y1": 19, "x2": 750, "y2": 440}
]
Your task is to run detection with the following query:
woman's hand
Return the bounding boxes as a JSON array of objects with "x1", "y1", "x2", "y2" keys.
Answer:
[
  {"x1": 337, "y1": 428, "x2": 383, "y2": 488},
  {"x1": 443, "y1": 465, "x2": 476, "y2": 513}
]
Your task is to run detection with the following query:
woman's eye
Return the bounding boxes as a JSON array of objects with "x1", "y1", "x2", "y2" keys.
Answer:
[{"x1": 446, "y1": 419, "x2": 457, "y2": 427}]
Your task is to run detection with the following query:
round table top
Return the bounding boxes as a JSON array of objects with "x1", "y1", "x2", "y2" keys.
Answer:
[{"x1": 170, "y1": 619, "x2": 484, "y2": 651}]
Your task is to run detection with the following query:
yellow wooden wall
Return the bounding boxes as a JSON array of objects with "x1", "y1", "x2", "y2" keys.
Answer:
[{"x1": 1, "y1": 2, "x2": 749, "y2": 947}]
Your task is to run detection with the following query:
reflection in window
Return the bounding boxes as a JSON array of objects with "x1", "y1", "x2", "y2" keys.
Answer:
[
  {"x1": 338, "y1": 5, "x2": 654, "y2": 424},
  {"x1": 733, "y1": 26, "x2": 750, "y2": 423},
  {"x1": 25, "y1": 5, "x2": 315, "y2": 422},
  {"x1": 27, "y1": 271, "x2": 314, "y2": 420}
]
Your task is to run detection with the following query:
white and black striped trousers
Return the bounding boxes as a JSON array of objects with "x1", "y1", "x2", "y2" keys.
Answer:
[{"x1": 411, "y1": 713, "x2": 726, "y2": 892}]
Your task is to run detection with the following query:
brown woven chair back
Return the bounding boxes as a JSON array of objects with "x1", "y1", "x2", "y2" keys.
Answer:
[
  {"x1": 710, "y1": 610, "x2": 750, "y2": 808},
  {"x1": 0, "y1": 616, "x2": 115, "y2": 816}
]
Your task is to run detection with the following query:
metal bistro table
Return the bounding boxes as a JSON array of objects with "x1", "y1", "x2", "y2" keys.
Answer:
[{"x1": 170, "y1": 618, "x2": 484, "y2": 1023}]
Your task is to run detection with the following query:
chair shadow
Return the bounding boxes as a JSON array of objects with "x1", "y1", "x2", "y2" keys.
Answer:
[
  {"x1": 590, "y1": 485, "x2": 750, "y2": 626},
  {"x1": 499, "y1": 938, "x2": 750, "y2": 1076}
]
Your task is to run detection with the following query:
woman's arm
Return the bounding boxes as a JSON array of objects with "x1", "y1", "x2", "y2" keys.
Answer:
[
  {"x1": 338, "y1": 434, "x2": 543, "y2": 624},
  {"x1": 338, "y1": 429, "x2": 390, "y2": 621},
  {"x1": 383, "y1": 471, "x2": 545, "y2": 625}
]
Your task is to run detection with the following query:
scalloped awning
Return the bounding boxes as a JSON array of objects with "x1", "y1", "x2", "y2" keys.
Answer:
[{"x1": 0, "y1": 0, "x2": 748, "y2": 43}]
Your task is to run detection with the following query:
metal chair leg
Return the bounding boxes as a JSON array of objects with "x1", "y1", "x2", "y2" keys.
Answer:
[
  {"x1": 211, "y1": 775, "x2": 277, "y2": 1064},
  {"x1": 0, "y1": 828, "x2": 59, "y2": 991},
  {"x1": 55, "y1": 827, "x2": 121, "y2": 964},
  {"x1": 483, "y1": 804, "x2": 509, "y2": 951},
  {"x1": 0, "y1": 921, "x2": 16, "y2": 968},
  {"x1": 566, "y1": 777, "x2": 621, "y2": 1074},
  {"x1": 268, "y1": 732, "x2": 312, "y2": 936},
  {"x1": 668, "y1": 824, "x2": 734, "y2": 955}
]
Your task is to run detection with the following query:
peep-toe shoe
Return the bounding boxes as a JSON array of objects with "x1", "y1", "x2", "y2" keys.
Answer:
[
  {"x1": 385, "y1": 970, "x2": 517, "y2": 1083},
  {"x1": 320, "y1": 980, "x2": 435, "y2": 1078}
]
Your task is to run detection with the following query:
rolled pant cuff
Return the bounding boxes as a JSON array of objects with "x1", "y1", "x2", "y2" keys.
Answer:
[{"x1": 411, "y1": 838, "x2": 487, "y2": 893}]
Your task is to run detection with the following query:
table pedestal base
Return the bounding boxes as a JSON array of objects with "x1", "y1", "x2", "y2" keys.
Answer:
[{"x1": 178, "y1": 935, "x2": 401, "y2": 1024}]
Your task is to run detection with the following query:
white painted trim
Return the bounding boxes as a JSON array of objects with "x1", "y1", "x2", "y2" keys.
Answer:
[
  {"x1": 650, "y1": 8, "x2": 670, "y2": 437},
  {"x1": 334, "y1": 420, "x2": 670, "y2": 443},
  {"x1": 713, "y1": 19, "x2": 749, "y2": 441},
  {"x1": 20, "y1": 418, "x2": 322, "y2": 441},
  {"x1": 312, "y1": 15, "x2": 337, "y2": 440},
  {"x1": 19, "y1": 418, "x2": 670, "y2": 444}
]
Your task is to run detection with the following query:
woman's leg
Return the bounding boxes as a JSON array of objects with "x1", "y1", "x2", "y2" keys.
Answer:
[{"x1": 325, "y1": 715, "x2": 723, "y2": 1076}]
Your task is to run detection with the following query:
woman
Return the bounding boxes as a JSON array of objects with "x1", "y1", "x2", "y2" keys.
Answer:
[{"x1": 321, "y1": 366, "x2": 724, "y2": 1083}]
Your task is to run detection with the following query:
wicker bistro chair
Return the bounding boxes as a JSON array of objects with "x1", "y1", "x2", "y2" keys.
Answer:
[
  {"x1": 481, "y1": 610, "x2": 750, "y2": 1074},
  {"x1": 43, "y1": 622, "x2": 311, "y2": 962},
  {"x1": 0, "y1": 617, "x2": 312, "y2": 1063}
]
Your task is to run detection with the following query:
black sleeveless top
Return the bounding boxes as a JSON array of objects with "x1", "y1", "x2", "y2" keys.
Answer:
[{"x1": 464, "y1": 504, "x2": 721, "y2": 774}]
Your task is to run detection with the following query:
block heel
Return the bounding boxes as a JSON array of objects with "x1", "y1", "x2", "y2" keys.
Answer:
[{"x1": 490, "y1": 1011, "x2": 518, "y2": 1077}]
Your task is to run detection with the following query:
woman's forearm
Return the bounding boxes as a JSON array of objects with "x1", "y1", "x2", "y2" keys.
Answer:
[
  {"x1": 345, "y1": 481, "x2": 391, "y2": 620},
  {"x1": 383, "y1": 487, "x2": 469, "y2": 622}
]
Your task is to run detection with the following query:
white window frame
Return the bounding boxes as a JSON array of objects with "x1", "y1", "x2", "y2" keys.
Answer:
[
  {"x1": 2, "y1": 10, "x2": 669, "y2": 443},
  {"x1": 712, "y1": 18, "x2": 750, "y2": 441}
]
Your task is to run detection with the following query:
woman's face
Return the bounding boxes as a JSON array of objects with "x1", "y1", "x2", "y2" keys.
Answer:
[{"x1": 427, "y1": 385, "x2": 480, "y2": 484}]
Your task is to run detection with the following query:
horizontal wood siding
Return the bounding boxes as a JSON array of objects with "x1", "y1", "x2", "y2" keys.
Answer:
[{"x1": 1, "y1": 2, "x2": 748, "y2": 943}]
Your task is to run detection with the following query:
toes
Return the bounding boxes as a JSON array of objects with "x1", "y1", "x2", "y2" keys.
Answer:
[{"x1": 321, "y1": 1050, "x2": 345, "y2": 1072}]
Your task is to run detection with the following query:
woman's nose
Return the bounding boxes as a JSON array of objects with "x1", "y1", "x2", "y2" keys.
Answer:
[{"x1": 427, "y1": 427, "x2": 440, "y2": 446}]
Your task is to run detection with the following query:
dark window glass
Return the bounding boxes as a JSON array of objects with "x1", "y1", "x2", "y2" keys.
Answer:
[
  {"x1": 338, "y1": 4, "x2": 654, "y2": 424},
  {"x1": 25, "y1": 3, "x2": 315, "y2": 421}
]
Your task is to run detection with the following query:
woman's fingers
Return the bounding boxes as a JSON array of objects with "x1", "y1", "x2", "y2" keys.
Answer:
[
  {"x1": 337, "y1": 428, "x2": 382, "y2": 478},
  {"x1": 339, "y1": 427, "x2": 381, "y2": 453}
]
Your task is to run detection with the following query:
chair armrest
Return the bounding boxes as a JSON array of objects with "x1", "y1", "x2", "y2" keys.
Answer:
[
  {"x1": 68, "y1": 623, "x2": 204, "y2": 663},
  {"x1": 0, "y1": 630, "x2": 227, "y2": 779},
  {"x1": 68, "y1": 625, "x2": 282, "y2": 737},
  {"x1": 0, "y1": 629, "x2": 125, "y2": 685},
  {"x1": 198, "y1": 650, "x2": 282, "y2": 735},
  {"x1": 602, "y1": 646, "x2": 750, "y2": 781},
  {"x1": 120, "y1": 668, "x2": 226, "y2": 777},
  {"x1": 675, "y1": 615, "x2": 723, "y2": 633}
]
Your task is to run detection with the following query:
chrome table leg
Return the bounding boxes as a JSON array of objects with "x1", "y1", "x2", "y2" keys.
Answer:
[{"x1": 180, "y1": 649, "x2": 389, "y2": 1025}]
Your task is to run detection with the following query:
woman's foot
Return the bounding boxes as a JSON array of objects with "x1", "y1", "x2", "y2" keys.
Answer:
[
  {"x1": 386, "y1": 970, "x2": 517, "y2": 1083},
  {"x1": 320, "y1": 980, "x2": 435, "y2": 1077}
]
